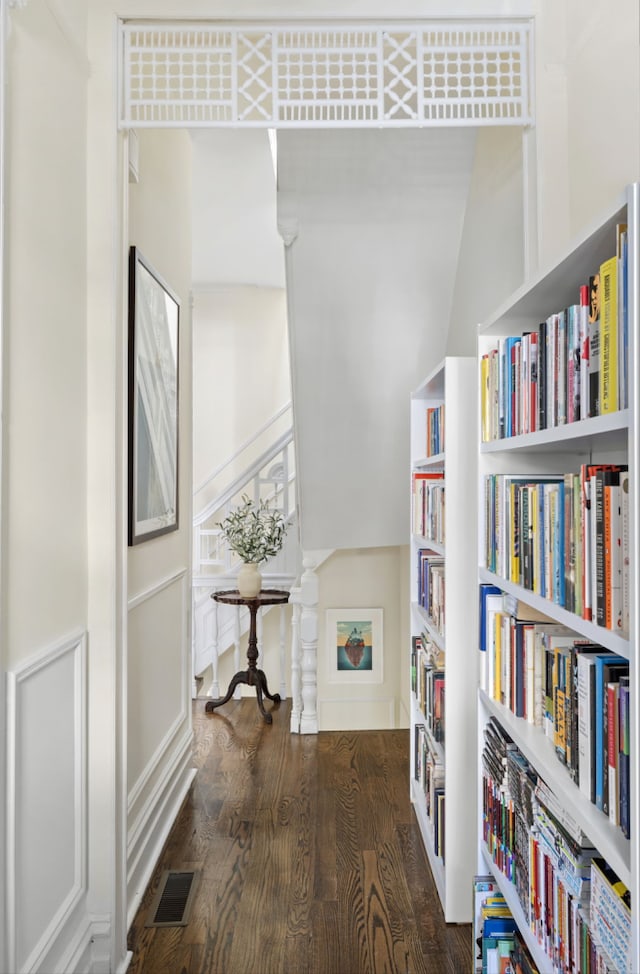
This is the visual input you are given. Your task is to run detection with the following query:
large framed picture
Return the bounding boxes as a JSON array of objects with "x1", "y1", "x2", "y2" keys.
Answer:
[
  {"x1": 326, "y1": 608, "x2": 384, "y2": 684},
  {"x1": 127, "y1": 246, "x2": 180, "y2": 545}
]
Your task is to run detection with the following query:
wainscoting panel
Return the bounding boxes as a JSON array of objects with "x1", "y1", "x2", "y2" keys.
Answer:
[
  {"x1": 6, "y1": 632, "x2": 87, "y2": 974},
  {"x1": 127, "y1": 570, "x2": 189, "y2": 796},
  {"x1": 126, "y1": 570, "x2": 195, "y2": 928}
]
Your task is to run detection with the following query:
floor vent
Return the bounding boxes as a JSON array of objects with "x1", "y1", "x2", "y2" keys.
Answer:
[{"x1": 145, "y1": 870, "x2": 198, "y2": 927}]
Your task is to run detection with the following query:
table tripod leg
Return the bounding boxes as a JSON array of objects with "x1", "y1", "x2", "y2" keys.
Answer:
[
  {"x1": 205, "y1": 670, "x2": 247, "y2": 713},
  {"x1": 254, "y1": 682, "x2": 273, "y2": 724},
  {"x1": 256, "y1": 669, "x2": 281, "y2": 704}
]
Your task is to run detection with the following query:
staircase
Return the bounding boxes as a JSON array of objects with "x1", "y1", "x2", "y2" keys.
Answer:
[{"x1": 192, "y1": 403, "x2": 301, "y2": 701}]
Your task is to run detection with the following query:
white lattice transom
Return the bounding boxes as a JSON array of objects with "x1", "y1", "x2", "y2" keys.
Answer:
[{"x1": 120, "y1": 20, "x2": 532, "y2": 129}]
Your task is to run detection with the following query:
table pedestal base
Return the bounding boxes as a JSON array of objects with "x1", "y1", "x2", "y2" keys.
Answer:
[
  {"x1": 205, "y1": 589, "x2": 289, "y2": 725},
  {"x1": 205, "y1": 669, "x2": 281, "y2": 724}
]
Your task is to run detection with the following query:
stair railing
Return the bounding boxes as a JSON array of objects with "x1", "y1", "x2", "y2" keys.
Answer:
[
  {"x1": 192, "y1": 405, "x2": 299, "y2": 700},
  {"x1": 193, "y1": 430, "x2": 296, "y2": 579},
  {"x1": 192, "y1": 405, "x2": 321, "y2": 734}
]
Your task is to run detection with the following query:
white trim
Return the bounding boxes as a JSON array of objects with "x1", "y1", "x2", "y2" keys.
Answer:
[
  {"x1": 127, "y1": 572, "x2": 190, "y2": 811},
  {"x1": 126, "y1": 731, "x2": 195, "y2": 930},
  {"x1": 126, "y1": 723, "x2": 193, "y2": 854},
  {"x1": 6, "y1": 632, "x2": 88, "y2": 974},
  {"x1": 127, "y1": 566, "x2": 188, "y2": 611},
  {"x1": 56, "y1": 914, "x2": 111, "y2": 974},
  {"x1": 127, "y1": 710, "x2": 190, "y2": 820},
  {"x1": 0, "y1": 4, "x2": 8, "y2": 965}
]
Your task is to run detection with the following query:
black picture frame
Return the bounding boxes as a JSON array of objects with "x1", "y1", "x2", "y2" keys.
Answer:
[{"x1": 127, "y1": 246, "x2": 180, "y2": 545}]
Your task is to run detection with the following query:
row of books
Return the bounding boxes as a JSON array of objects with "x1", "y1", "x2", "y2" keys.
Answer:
[
  {"x1": 482, "y1": 718, "x2": 631, "y2": 973},
  {"x1": 413, "y1": 722, "x2": 445, "y2": 861},
  {"x1": 473, "y1": 877, "x2": 543, "y2": 974},
  {"x1": 480, "y1": 224, "x2": 628, "y2": 442},
  {"x1": 472, "y1": 878, "x2": 519, "y2": 974},
  {"x1": 483, "y1": 464, "x2": 629, "y2": 635},
  {"x1": 411, "y1": 633, "x2": 445, "y2": 744},
  {"x1": 479, "y1": 585, "x2": 631, "y2": 836},
  {"x1": 411, "y1": 470, "x2": 445, "y2": 542},
  {"x1": 426, "y1": 403, "x2": 444, "y2": 456},
  {"x1": 416, "y1": 547, "x2": 445, "y2": 634}
]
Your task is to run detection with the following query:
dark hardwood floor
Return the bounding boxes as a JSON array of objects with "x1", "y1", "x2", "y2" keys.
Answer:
[{"x1": 126, "y1": 698, "x2": 472, "y2": 974}]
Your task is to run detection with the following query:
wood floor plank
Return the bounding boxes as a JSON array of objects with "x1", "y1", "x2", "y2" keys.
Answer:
[{"x1": 126, "y1": 699, "x2": 472, "y2": 974}]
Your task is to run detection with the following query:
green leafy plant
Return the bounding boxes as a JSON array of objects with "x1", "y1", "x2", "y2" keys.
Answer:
[{"x1": 217, "y1": 494, "x2": 287, "y2": 564}]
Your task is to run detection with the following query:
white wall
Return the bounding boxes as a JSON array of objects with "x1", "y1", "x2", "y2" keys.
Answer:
[
  {"x1": 315, "y1": 547, "x2": 408, "y2": 730},
  {"x1": 447, "y1": 127, "x2": 525, "y2": 355},
  {"x1": 2, "y1": 4, "x2": 91, "y2": 972},
  {"x1": 532, "y1": 0, "x2": 640, "y2": 270},
  {"x1": 192, "y1": 287, "x2": 291, "y2": 495},
  {"x1": 562, "y1": 1, "x2": 639, "y2": 229},
  {"x1": 5, "y1": 2, "x2": 88, "y2": 664},
  {"x1": 191, "y1": 129, "x2": 284, "y2": 289},
  {"x1": 277, "y1": 128, "x2": 476, "y2": 551},
  {"x1": 126, "y1": 128, "x2": 195, "y2": 925}
]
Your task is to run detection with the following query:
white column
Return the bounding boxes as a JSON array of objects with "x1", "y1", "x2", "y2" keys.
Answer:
[
  {"x1": 299, "y1": 556, "x2": 319, "y2": 734},
  {"x1": 210, "y1": 598, "x2": 220, "y2": 699},
  {"x1": 289, "y1": 586, "x2": 301, "y2": 733}
]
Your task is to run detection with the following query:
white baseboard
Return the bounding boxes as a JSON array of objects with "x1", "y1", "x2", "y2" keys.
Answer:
[
  {"x1": 60, "y1": 915, "x2": 111, "y2": 974},
  {"x1": 126, "y1": 730, "x2": 196, "y2": 930}
]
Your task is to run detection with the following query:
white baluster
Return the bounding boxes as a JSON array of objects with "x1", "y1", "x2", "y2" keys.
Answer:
[
  {"x1": 210, "y1": 598, "x2": 220, "y2": 699},
  {"x1": 233, "y1": 606, "x2": 242, "y2": 698},
  {"x1": 289, "y1": 586, "x2": 302, "y2": 733},
  {"x1": 299, "y1": 556, "x2": 319, "y2": 734},
  {"x1": 279, "y1": 604, "x2": 287, "y2": 700}
]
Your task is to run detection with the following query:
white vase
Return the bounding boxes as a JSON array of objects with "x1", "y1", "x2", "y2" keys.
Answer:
[{"x1": 237, "y1": 562, "x2": 262, "y2": 598}]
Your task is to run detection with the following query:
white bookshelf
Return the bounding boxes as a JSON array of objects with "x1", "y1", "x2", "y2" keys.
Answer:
[
  {"x1": 476, "y1": 183, "x2": 639, "y2": 972},
  {"x1": 409, "y1": 356, "x2": 477, "y2": 923}
]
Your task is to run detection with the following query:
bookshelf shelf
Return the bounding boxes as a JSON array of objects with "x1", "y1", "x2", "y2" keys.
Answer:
[
  {"x1": 476, "y1": 182, "x2": 639, "y2": 973},
  {"x1": 479, "y1": 408, "x2": 630, "y2": 455},
  {"x1": 411, "y1": 694, "x2": 445, "y2": 764},
  {"x1": 412, "y1": 535, "x2": 445, "y2": 556},
  {"x1": 478, "y1": 568, "x2": 631, "y2": 659},
  {"x1": 412, "y1": 602, "x2": 445, "y2": 650},
  {"x1": 410, "y1": 356, "x2": 476, "y2": 924},
  {"x1": 414, "y1": 451, "x2": 446, "y2": 468}
]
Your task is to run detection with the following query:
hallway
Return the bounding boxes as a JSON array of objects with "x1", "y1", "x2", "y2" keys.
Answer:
[{"x1": 126, "y1": 699, "x2": 472, "y2": 974}]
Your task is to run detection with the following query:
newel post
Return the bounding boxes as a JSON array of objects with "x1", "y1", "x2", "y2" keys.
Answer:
[{"x1": 299, "y1": 556, "x2": 319, "y2": 734}]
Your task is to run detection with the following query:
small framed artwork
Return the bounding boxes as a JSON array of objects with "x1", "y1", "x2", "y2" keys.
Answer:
[
  {"x1": 326, "y1": 608, "x2": 383, "y2": 684},
  {"x1": 128, "y1": 246, "x2": 180, "y2": 545}
]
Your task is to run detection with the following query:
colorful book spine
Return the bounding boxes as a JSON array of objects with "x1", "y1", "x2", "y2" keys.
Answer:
[
  {"x1": 599, "y1": 254, "x2": 618, "y2": 415},
  {"x1": 589, "y1": 272, "x2": 601, "y2": 416}
]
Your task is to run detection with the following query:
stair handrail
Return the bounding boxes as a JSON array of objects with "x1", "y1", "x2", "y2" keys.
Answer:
[
  {"x1": 193, "y1": 427, "x2": 295, "y2": 528},
  {"x1": 193, "y1": 400, "x2": 292, "y2": 499}
]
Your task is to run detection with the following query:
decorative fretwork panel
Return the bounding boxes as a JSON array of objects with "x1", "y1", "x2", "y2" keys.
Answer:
[{"x1": 120, "y1": 20, "x2": 533, "y2": 128}]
